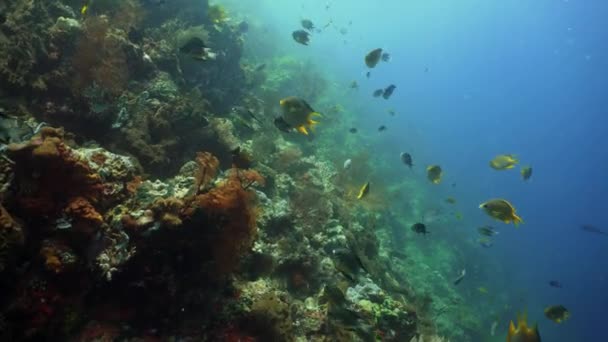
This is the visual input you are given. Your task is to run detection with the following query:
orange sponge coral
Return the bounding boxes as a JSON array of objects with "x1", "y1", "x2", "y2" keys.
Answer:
[
  {"x1": 64, "y1": 196, "x2": 103, "y2": 234},
  {"x1": 7, "y1": 127, "x2": 105, "y2": 220}
]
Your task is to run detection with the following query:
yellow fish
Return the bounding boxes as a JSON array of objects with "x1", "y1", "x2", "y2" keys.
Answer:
[
  {"x1": 490, "y1": 154, "x2": 519, "y2": 170},
  {"x1": 521, "y1": 165, "x2": 533, "y2": 181},
  {"x1": 478, "y1": 287, "x2": 488, "y2": 294},
  {"x1": 81, "y1": 4, "x2": 88, "y2": 15},
  {"x1": 544, "y1": 305, "x2": 570, "y2": 323},
  {"x1": 507, "y1": 313, "x2": 541, "y2": 342},
  {"x1": 279, "y1": 96, "x2": 322, "y2": 136},
  {"x1": 479, "y1": 198, "x2": 523, "y2": 226},
  {"x1": 357, "y1": 182, "x2": 370, "y2": 200},
  {"x1": 426, "y1": 165, "x2": 442, "y2": 184}
]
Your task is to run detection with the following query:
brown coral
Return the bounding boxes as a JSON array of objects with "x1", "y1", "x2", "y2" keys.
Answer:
[
  {"x1": 194, "y1": 151, "x2": 220, "y2": 194},
  {"x1": 64, "y1": 196, "x2": 104, "y2": 234},
  {"x1": 190, "y1": 167, "x2": 264, "y2": 274},
  {"x1": 151, "y1": 197, "x2": 184, "y2": 228},
  {"x1": 7, "y1": 127, "x2": 106, "y2": 220},
  {"x1": 71, "y1": 15, "x2": 129, "y2": 96}
]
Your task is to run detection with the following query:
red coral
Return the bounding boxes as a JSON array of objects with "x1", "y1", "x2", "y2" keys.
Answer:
[
  {"x1": 194, "y1": 151, "x2": 220, "y2": 194},
  {"x1": 191, "y1": 167, "x2": 264, "y2": 274}
]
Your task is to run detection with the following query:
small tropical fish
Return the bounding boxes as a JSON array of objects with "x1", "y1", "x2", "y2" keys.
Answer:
[
  {"x1": 237, "y1": 21, "x2": 249, "y2": 33},
  {"x1": 400, "y1": 152, "x2": 413, "y2": 168},
  {"x1": 365, "y1": 48, "x2": 383, "y2": 68},
  {"x1": 343, "y1": 159, "x2": 352, "y2": 170},
  {"x1": 179, "y1": 37, "x2": 214, "y2": 61},
  {"x1": 373, "y1": 89, "x2": 384, "y2": 97},
  {"x1": 445, "y1": 197, "x2": 457, "y2": 204},
  {"x1": 507, "y1": 313, "x2": 541, "y2": 342},
  {"x1": 490, "y1": 154, "x2": 519, "y2": 170},
  {"x1": 208, "y1": 4, "x2": 229, "y2": 24},
  {"x1": 321, "y1": 283, "x2": 347, "y2": 306},
  {"x1": 490, "y1": 320, "x2": 498, "y2": 336},
  {"x1": 478, "y1": 287, "x2": 488, "y2": 294},
  {"x1": 581, "y1": 224, "x2": 607, "y2": 236},
  {"x1": 81, "y1": 4, "x2": 88, "y2": 16},
  {"x1": 331, "y1": 248, "x2": 363, "y2": 281},
  {"x1": 366, "y1": 71, "x2": 371, "y2": 78},
  {"x1": 544, "y1": 305, "x2": 570, "y2": 324},
  {"x1": 349, "y1": 128, "x2": 358, "y2": 134},
  {"x1": 454, "y1": 212, "x2": 463, "y2": 220},
  {"x1": 292, "y1": 30, "x2": 310, "y2": 45},
  {"x1": 350, "y1": 80, "x2": 358, "y2": 89},
  {"x1": 478, "y1": 225, "x2": 499, "y2": 236},
  {"x1": 382, "y1": 84, "x2": 396, "y2": 99},
  {"x1": 381, "y1": 52, "x2": 391, "y2": 62},
  {"x1": 411, "y1": 222, "x2": 429, "y2": 235},
  {"x1": 377, "y1": 125, "x2": 387, "y2": 132},
  {"x1": 453, "y1": 268, "x2": 466, "y2": 285},
  {"x1": 273, "y1": 117, "x2": 291, "y2": 133},
  {"x1": 426, "y1": 165, "x2": 442, "y2": 184},
  {"x1": 301, "y1": 19, "x2": 314, "y2": 31},
  {"x1": 357, "y1": 182, "x2": 370, "y2": 199},
  {"x1": 521, "y1": 165, "x2": 533, "y2": 180},
  {"x1": 479, "y1": 199, "x2": 523, "y2": 226},
  {"x1": 549, "y1": 280, "x2": 563, "y2": 288},
  {"x1": 477, "y1": 237, "x2": 493, "y2": 248},
  {"x1": 278, "y1": 96, "x2": 321, "y2": 135},
  {"x1": 388, "y1": 109, "x2": 396, "y2": 116},
  {"x1": 254, "y1": 63, "x2": 267, "y2": 71},
  {"x1": 231, "y1": 147, "x2": 254, "y2": 169}
]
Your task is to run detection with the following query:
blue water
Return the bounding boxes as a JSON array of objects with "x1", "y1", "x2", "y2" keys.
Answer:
[{"x1": 234, "y1": 0, "x2": 608, "y2": 340}]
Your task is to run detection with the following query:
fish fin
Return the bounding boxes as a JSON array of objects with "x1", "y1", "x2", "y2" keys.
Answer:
[
  {"x1": 296, "y1": 126, "x2": 309, "y2": 135},
  {"x1": 513, "y1": 214, "x2": 523, "y2": 227}
]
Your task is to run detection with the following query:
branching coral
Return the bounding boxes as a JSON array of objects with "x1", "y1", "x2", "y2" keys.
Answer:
[
  {"x1": 189, "y1": 165, "x2": 264, "y2": 274},
  {"x1": 194, "y1": 151, "x2": 219, "y2": 194},
  {"x1": 71, "y1": 15, "x2": 129, "y2": 96}
]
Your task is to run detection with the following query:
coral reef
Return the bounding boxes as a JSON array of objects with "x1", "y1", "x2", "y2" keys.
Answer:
[{"x1": 0, "y1": 1, "x2": 478, "y2": 340}]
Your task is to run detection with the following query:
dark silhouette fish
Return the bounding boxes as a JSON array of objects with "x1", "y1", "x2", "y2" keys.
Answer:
[
  {"x1": 581, "y1": 224, "x2": 607, "y2": 236},
  {"x1": 549, "y1": 280, "x2": 563, "y2": 288}
]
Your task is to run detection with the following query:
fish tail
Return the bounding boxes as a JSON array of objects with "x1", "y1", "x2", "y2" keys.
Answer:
[
  {"x1": 296, "y1": 126, "x2": 309, "y2": 135},
  {"x1": 513, "y1": 214, "x2": 524, "y2": 227}
]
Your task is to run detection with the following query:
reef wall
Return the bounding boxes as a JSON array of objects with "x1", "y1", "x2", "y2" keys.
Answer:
[{"x1": 0, "y1": 1, "x2": 453, "y2": 341}]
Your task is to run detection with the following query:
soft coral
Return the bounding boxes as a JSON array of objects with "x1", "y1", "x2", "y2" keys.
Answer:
[{"x1": 191, "y1": 167, "x2": 264, "y2": 274}]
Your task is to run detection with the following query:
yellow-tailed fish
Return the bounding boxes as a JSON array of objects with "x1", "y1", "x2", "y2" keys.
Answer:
[
  {"x1": 507, "y1": 312, "x2": 541, "y2": 342},
  {"x1": 544, "y1": 305, "x2": 570, "y2": 324},
  {"x1": 521, "y1": 165, "x2": 533, "y2": 181},
  {"x1": 279, "y1": 96, "x2": 321, "y2": 136},
  {"x1": 357, "y1": 182, "x2": 370, "y2": 200},
  {"x1": 426, "y1": 165, "x2": 442, "y2": 184},
  {"x1": 490, "y1": 154, "x2": 519, "y2": 170},
  {"x1": 479, "y1": 198, "x2": 523, "y2": 226}
]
